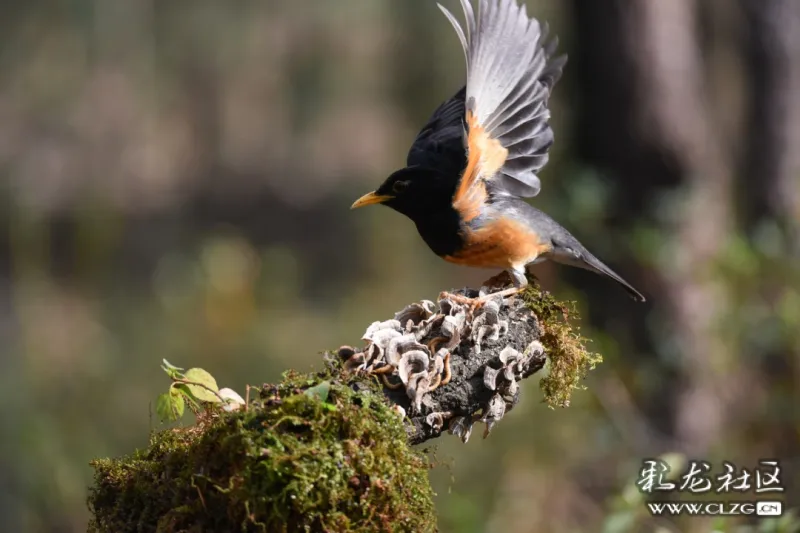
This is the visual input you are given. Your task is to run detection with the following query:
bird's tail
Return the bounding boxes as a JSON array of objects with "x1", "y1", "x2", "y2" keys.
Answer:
[
  {"x1": 577, "y1": 252, "x2": 646, "y2": 302},
  {"x1": 549, "y1": 241, "x2": 646, "y2": 302}
]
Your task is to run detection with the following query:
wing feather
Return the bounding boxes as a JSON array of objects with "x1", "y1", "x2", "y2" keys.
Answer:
[
  {"x1": 405, "y1": 87, "x2": 467, "y2": 178},
  {"x1": 438, "y1": 0, "x2": 565, "y2": 211}
]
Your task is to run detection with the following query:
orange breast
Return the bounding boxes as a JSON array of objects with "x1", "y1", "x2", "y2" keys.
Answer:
[{"x1": 443, "y1": 217, "x2": 551, "y2": 269}]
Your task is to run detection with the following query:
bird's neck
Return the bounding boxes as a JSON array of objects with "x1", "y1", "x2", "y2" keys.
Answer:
[{"x1": 413, "y1": 206, "x2": 464, "y2": 257}]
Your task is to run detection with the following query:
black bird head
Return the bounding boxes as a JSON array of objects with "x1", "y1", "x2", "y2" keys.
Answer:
[{"x1": 351, "y1": 166, "x2": 456, "y2": 220}]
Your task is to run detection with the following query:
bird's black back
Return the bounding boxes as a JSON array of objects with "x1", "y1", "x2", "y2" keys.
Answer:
[{"x1": 406, "y1": 86, "x2": 468, "y2": 182}]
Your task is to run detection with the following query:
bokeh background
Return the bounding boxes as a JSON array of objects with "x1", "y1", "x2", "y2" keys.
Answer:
[{"x1": 2, "y1": 0, "x2": 799, "y2": 531}]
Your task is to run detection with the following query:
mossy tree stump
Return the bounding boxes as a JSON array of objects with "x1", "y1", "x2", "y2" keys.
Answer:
[{"x1": 88, "y1": 277, "x2": 597, "y2": 533}]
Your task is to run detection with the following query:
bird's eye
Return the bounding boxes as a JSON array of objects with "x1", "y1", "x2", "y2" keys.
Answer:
[{"x1": 392, "y1": 180, "x2": 410, "y2": 194}]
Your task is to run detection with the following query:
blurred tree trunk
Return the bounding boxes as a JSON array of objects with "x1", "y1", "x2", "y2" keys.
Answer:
[
  {"x1": 571, "y1": 0, "x2": 735, "y2": 455},
  {"x1": 738, "y1": 0, "x2": 800, "y2": 460},
  {"x1": 740, "y1": 0, "x2": 800, "y2": 248}
]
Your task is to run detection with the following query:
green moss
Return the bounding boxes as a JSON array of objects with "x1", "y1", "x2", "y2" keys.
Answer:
[
  {"x1": 88, "y1": 373, "x2": 436, "y2": 533},
  {"x1": 521, "y1": 276, "x2": 602, "y2": 408}
]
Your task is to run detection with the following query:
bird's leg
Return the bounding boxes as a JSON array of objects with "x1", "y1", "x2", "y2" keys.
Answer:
[
  {"x1": 479, "y1": 270, "x2": 514, "y2": 291},
  {"x1": 477, "y1": 268, "x2": 527, "y2": 302}
]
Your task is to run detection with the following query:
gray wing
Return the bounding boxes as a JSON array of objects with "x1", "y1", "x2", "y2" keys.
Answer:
[{"x1": 438, "y1": 0, "x2": 566, "y2": 198}]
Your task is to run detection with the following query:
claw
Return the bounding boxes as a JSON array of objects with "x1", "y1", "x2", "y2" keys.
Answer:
[
  {"x1": 439, "y1": 287, "x2": 522, "y2": 313},
  {"x1": 477, "y1": 286, "x2": 523, "y2": 303},
  {"x1": 438, "y1": 291, "x2": 478, "y2": 307}
]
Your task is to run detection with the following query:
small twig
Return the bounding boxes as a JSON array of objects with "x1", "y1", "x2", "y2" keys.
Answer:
[
  {"x1": 269, "y1": 415, "x2": 307, "y2": 431},
  {"x1": 191, "y1": 476, "x2": 207, "y2": 511}
]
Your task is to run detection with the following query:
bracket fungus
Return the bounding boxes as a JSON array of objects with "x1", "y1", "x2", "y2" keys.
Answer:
[{"x1": 337, "y1": 278, "x2": 598, "y2": 445}]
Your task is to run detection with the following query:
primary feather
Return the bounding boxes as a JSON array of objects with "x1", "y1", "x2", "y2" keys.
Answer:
[{"x1": 439, "y1": 0, "x2": 565, "y2": 199}]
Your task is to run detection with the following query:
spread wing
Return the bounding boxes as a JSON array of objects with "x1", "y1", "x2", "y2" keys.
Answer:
[
  {"x1": 406, "y1": 86, "x2": 468, "y2": 178},
  {"x1": 438, "y1": 0, "x2": 566, "y2": 220}
]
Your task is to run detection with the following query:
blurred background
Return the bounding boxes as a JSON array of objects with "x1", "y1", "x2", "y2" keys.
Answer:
[{"x1": 2, "y1": 0, "x2": 799, "y2": 531}]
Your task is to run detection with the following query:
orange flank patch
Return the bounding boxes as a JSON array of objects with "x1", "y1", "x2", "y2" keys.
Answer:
[
  {"x1": 443, "y1": 217, "x2": 552, "y2": 270},
  {"x1": 452, "y1": 111, "x2": 509, "y2": 222}
]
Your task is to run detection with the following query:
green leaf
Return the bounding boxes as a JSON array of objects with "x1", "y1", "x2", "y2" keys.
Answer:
[
  {"x1": 162, "y1": 359, "x2": 182, "y2": 371},
  {"x1": 156, "y1": 392, "x2": 185, "y2": 422},
  {"x1": 171, "y1": 392, "x2": 185, "y2": 419},
  {"x1": 173, "y1": 384, "x2": 200, "y2": 410},
  {"x1": 161, "y1": 359, "x2": 185, "y2": 379},
  {"x1": 304, "y1": 381, "x2": 331, "y2": 403},
  {"x1": 182, "y1": 368, "x2": 221, "y2": 403},
  {"x1": 156, "y1": 393, "x2": 172, "y2": 421}
]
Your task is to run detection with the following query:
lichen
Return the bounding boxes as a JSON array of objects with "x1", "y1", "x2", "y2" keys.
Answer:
[
  {"x1": 520, "y1": 275, "x2": 602, "y2": 409},
  {"x1": 88, "y1": 373, "x2": 436, "y2": 533}
]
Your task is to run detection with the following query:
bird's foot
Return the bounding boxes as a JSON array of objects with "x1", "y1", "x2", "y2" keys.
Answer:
[
  {"x1": 438, "y1": 291, "x2": 475, "y2": 307},
  {"x1": 438, "y1": 286, "x2": 523, "y2": 311},
  {"x1": 476, "y1": 286, "x2": 524, "y2": 304},
  {"x1": 439, "y1": 269, "x2": 527, "y2": 313}
]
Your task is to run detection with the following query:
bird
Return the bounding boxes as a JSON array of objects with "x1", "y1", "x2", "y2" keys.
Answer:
[{"x1": 351, "y1": 0, "x2": 645, "y2": 304}]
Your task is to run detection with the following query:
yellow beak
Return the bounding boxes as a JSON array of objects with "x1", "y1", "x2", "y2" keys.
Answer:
[{"x1": 350, "y1": 191, "x2": 393, "y2": 209}]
